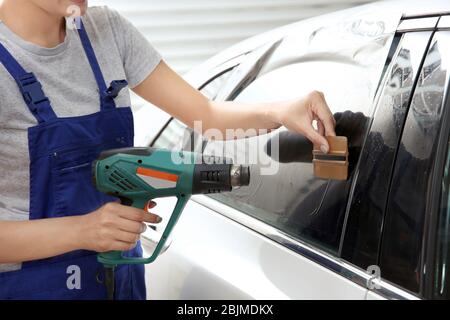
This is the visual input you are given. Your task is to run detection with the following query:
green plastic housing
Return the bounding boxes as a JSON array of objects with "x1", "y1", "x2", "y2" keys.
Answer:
[{"x1": 93, "y1": 148, "x2": 196, "y2": 267}]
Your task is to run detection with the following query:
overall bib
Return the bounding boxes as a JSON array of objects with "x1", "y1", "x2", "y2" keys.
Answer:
[{"x1": 0, "y1": 21, "x2": 146, "y2": 300}]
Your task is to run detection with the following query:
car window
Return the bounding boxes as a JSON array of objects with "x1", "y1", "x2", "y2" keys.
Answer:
[
  {"x1": 206, "y1": 59, "x2": 384, "y2": 254},
  {"x1": 153, "y1": 12, "x2": 400, "y2": 255},
  {"x1": 199, "y1": 8, "x2": 402, "y2": 254},
  {"x1": 379, "y1": 31, "x2": 450, "y2": 295}
]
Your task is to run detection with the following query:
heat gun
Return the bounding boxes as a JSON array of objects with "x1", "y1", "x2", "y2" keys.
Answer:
[{"x1": 92, "y1": 147, "x2": 250, "y2": 299}]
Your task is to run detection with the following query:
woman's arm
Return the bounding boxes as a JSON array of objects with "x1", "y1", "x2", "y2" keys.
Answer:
[
  {"x1": 133, "y1": 61, "x2": 336, "y2": 153},
  {"x1": 0, "y1": 216, "x2": 84, "y2": 263},
  {"x1": 0, "y1": 202, "x2": 160, "y2": 264}
]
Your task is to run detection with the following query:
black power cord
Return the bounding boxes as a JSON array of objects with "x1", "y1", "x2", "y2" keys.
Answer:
[{"x1": 104, "y1": 266, "x2": 115, "y2": 300}]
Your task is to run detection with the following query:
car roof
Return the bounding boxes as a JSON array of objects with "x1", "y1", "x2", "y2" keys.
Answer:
[
  {"x1": 185, "y1": 0, "x2": 449, "y2": 86},
  {"x1": 387, "y1": 0, "x2": 449, "y2": 17}
]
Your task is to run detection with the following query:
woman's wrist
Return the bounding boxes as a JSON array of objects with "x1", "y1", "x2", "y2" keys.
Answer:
[
  {"x1": 66, "y1": 215, "x2": 90, "y2": 251},
  {"x1": 261, "y1": 101, "x2": 286, "y2": 131}
]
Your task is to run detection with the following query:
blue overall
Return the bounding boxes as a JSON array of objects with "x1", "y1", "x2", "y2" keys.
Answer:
[{"x1": 0, "y1": 21, "x2": 146, "y2": 300}]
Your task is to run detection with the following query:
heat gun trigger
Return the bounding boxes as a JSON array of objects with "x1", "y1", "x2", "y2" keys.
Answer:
[{"x1": 117, "y1": 196, "x2": 155, "y2": 213}]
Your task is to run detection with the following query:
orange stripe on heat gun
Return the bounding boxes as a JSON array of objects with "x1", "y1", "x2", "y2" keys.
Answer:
[{"x1": 136, "y1": 167, "x2": 179, "y2": 182}]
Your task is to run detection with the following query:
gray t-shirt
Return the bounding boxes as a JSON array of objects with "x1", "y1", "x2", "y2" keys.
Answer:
[{"x1": 0, "y1": 6, "x2": 162, "y2": 271}]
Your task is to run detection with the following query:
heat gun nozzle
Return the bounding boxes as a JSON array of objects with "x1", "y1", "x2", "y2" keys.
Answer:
[
  {"x1": 231, "y1": 165, "x2": 250, "y2": 188},
  {"x1": 192, "y1": 159, "x2": 250, "y2": 194}
]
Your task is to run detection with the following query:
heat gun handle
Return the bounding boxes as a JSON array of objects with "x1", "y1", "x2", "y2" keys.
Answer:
[{"x1": 97, "y1": 195, "x2": 190, "y2": 266}]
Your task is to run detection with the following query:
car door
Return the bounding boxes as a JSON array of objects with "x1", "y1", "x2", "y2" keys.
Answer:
[{"x1": 143, "y1": 10, "x2": 402, "y2": 299}]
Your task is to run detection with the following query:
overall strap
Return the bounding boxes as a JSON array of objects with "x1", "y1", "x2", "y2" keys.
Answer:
[
  {"x1": 77, "y1": 20, "x2": 123, "y2": 111},
  {"x1": 0, "y1": 43, "x2": 57, "y2": 123}
]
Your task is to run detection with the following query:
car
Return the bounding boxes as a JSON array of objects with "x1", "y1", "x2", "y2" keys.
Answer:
[{"x1": 137, "y1": 0, "x2": 450, "y2": 300}]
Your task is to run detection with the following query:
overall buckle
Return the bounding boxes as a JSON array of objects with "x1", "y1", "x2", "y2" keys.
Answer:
[
  {"x1": 16, "y1": 73, "x2": 49, "y2": 110},
  {"x1": 105, "y1": 80, "x2": 128, "y2": 99}
]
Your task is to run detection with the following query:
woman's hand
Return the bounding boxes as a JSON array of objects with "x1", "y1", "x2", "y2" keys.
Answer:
[
  {"x1": 270, "y1": 91, "x2": 336, "y2": 153},
  {"x1": 80, "y1": 201, "x2": 161, "y2": 252}
]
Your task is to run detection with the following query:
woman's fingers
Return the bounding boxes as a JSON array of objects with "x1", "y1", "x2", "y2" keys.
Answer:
[
  {"x1": 142, "y1": 212, "x2": 162, "y2": 224},
  {"x1": 87, "y1": 202, "x2": 160, "y2": 253},
  {"x1": 114, "y1": 229, "x2": 141, "y2": 244},
  {"x1": 311, "y1": 92, "x2": 336, "y2": 137},
  {"x1": 317, "y1": 119, "x2": 325, "y2": 137},
  {"x1": 117, "y1": 205, "x2": 162, "y2": 223},
  {"x1": 302, "y1": 122, "x2": 330, "y2": 153},
  {"x1": 116, "y1": 218, "x2": 147, "y2": 234}
]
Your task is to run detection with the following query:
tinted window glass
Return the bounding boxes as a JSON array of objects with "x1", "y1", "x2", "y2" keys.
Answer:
[
  {"x1": 207, "y1": 57, "x2": 390, "y2": 254},
  {"x1": 380, "y1": 32, "x2": 450, "y2": 294}
]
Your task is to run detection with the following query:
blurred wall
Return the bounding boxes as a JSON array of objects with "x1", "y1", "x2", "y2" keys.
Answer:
[{"x1": 89, "y1": 0, "x2": 374, "y2": 74}]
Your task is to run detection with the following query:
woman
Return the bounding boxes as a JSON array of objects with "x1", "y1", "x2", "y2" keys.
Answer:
[{"x1": 0, "y1": 0, "x2": 336, "y2": 299}]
